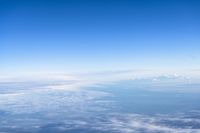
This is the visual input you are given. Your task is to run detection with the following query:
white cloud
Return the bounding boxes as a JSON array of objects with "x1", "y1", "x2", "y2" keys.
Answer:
[
  {"x1": 0, "y1": 70, "x2": 200, "y2": 132},
  {"x1": 91, "y1": 113, "x2": 200, "y2": 133}
]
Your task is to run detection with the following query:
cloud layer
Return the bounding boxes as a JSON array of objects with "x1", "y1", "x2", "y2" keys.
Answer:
[{"x1": 0, "y1": 72, "x2": 200, "y2": 133}]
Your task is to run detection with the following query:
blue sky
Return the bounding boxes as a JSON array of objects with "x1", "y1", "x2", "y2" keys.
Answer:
[{"x1": 1, "y1": 0, "x2": 200, "y2": 74}]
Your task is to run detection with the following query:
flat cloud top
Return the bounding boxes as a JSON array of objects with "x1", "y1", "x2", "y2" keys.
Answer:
[{"x1": 0, "y1": 70, "x2": 200, "y2": 133}]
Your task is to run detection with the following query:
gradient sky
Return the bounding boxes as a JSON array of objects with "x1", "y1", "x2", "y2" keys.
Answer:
[{"x1": 1, "y1": 0, "x2": 200, "y2": 74}]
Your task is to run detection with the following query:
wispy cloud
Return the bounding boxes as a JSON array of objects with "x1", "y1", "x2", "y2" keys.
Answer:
[
  {"x1": 0, "y1": 70, "x2": 200, "y2": 132},
  {"x1": 94, "y1": 113, "x2": 200, "y2": 133}
]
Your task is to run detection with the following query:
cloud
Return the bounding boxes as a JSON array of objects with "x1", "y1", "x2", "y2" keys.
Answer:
[
  {"x1": 1, "y1": 112, "x2": 200, "y2": 133},
  {"x1": 0, "y1": 80, "x2": 114, "y2": 132},
  {"x1": 31, "y1": 112, "x2": 200, "y2": 133},
  {"x1": 0, "y1": 71, "x2": 200, "y2": 132},
  {"x1": 0, "y1": 88, "x2": 113, "y2": 114},
  {"x1": 96, "y1": 113, "x2": 200, "y2": 133}
]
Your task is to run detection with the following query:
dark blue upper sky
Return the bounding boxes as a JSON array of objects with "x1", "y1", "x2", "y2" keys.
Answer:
[{"x1": 1, "y1": 0, "x2": 200, "y2": 74}]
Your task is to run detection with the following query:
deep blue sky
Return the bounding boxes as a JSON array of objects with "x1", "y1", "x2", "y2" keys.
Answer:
[{"x1": 1, "y1": 0, "x2": 200, "y2": 74}]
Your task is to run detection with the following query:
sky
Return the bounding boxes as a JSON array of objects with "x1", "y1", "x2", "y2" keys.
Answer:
[{"x1": 1, "y1": 0, "x2": 200, "y2": 75}]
